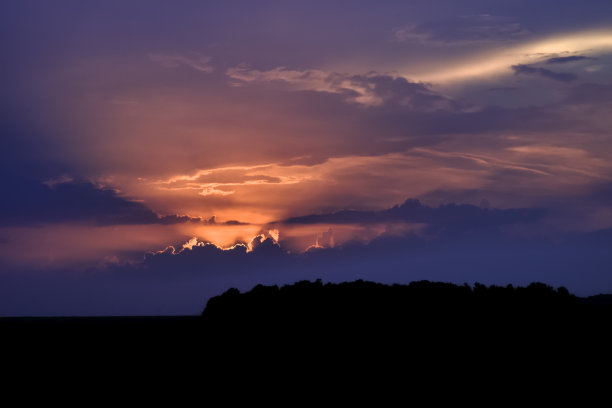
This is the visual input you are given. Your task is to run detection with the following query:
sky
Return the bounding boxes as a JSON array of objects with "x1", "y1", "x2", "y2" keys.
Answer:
[{"x1": 1, "y1": 1, "x2": 612, "y2": 315}]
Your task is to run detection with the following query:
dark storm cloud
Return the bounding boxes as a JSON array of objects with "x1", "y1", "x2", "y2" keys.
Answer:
[
  {"x1": 280, "y1": 199, "x2": 547, "y2": 230},
  {"x1": 143, "y1": 236, "x2": 284, "y2": 273},
  {"x1": 346, "y1": 74, "x2": 471, "y2": 111},
  {"x1": 545, "y1": 56, "x2": 590, "y2": 64},
  {"x1": 511, "y1": 64, "x2": 578, "y2": 82},
  {"x1": 0, "y1": 180, "x2": 205, "y2": 226}
]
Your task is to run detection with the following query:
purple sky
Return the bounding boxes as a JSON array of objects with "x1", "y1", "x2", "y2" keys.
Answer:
[{"x1": 1, "y1": 1, "x2": 612, "y2": 315}]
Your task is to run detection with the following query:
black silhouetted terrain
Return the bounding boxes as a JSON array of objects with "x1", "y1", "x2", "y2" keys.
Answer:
[
  {"x1": 3, "y1": 279, "x2": 612, "y2": 374},
  {"x1": 3, "y1": 280, "x2": 611, "y2": 339},
  {"x1": 201, "y1": 280, "x2": 611, "y2": 336},
  {"x1": 197, "y1": 280, "x2": 612, "y2": 377}
]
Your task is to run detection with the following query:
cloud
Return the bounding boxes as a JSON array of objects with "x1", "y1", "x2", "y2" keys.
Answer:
[
  {"x1": 1, "y1": 5, "x2": 611, "y2": 270},
  {"x1": 511, "y1": 64, "x2": 578, "y2": 82},
  {"x1": 155, "y1": 166, "x2": 289, "y2": 197},
  {"x1": 4, "y1": 208, "x2": 612, "y2": 315},
  {"x1": 305, "y1": 228, "x2": 335, "y2": 251},
  {"x1": 227, "y1": 65, "x2": 464, "y2": 110},
  {"x1": 280, "y1": 199, "x2": 547, "y2": 232},
  {"x1": 0, "y1": 179, "x2": 216, "y2": 226},
  {"x1": 149, "y1": 53, "x2": 213, "y2": 73},
  {"x1": 411, "y1": 29, "x2": 612, "y2": 83},
  {"x1": 143, "y1": 231, "x2": 284, "y2": 272},
  {"x1": 227, "y1": 64, "x2": 329, "y2": 89},
  {"x1": 393, "y1": 15, "x2": 529, "y2": 46},
  {"x1": 226, "y1": 64, "x2": 386, "y2": 106},
  {"x1": 122, "y1": 96, "x2": 612, "y2": 229},
  {"x1": 545, "y1": 55, "x2": 591, "y2": 64}
]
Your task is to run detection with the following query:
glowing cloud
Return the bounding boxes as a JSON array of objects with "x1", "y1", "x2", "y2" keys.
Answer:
[
  {"x1": 227, "y1": 64, "x2": 386, "y2": 106},
  {"x1": 409, "y1": 29, "x2": 612, "y2": 83}
]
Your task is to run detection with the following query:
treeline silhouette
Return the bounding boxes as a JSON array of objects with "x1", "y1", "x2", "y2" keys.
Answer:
[{"x1": 202, "y1": 279, "x2": 612, "y2": 343}]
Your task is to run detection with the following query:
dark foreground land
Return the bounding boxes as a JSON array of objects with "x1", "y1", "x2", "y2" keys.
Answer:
[
  {"x1": 2, "y1": 280, "x2": 612, "y2": 376},
  {"x1": 3, "y1": 279, "x2": 612, "y2": 341}
]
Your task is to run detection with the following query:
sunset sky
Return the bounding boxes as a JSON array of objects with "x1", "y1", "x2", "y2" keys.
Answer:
[{"x1": 2, "y1": 1, "x2": 612, "y2": 315}]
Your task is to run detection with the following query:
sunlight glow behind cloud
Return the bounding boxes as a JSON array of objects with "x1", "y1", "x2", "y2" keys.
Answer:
[{"x1": 412, "y1": 29, "x2": 612, "y2": 83}]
